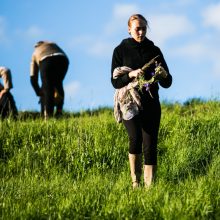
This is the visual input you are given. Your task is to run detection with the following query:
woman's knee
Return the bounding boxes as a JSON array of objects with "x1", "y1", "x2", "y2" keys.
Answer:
[{"x1": 129, "y1": 135, "x2": 142, "y2": 154}]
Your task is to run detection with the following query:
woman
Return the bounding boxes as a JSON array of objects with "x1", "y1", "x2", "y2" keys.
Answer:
[{"x1": 111, "y1": 14, "x2": 172, "y2": 188}]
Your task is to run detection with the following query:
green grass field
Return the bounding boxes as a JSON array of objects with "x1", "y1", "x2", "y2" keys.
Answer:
[{"x1": 0, "y1": 100, "x2": 220, "y2": 219}]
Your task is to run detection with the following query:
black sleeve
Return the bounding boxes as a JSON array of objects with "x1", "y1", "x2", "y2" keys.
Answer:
[
  {"x1": 157, "y1": 50, "x2": 172, "y2": 88},
  {"x1": 111, "y1": 47, "x2": 132, "y2": 89},
  {"x1": 159, "y1": 72, "x2": 172, "y2": 88}
]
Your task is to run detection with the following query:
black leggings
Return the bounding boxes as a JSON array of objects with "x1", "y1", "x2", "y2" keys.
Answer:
[
  {"x1": 39, "y1": 55, "x2": 69, "y2": 115},
  {"x1": 123, "y1": 100, "x2": 161, "y2": 165}
]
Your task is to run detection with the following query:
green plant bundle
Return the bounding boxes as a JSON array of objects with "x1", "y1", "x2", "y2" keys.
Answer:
[{"x1": 137, "y1": 64, "x2": 168, "y2": 98}]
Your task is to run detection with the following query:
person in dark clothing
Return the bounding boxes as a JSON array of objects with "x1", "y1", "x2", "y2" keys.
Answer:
[
  {"x1": 0, "y1": 66, "x2": 18, "y2": 119},
  {"x1": 111, "y1": 14, "x2": 172, "y2": 188},
  {"x1": 30, "y1": 41, "x2": 69, "y2": 120}
]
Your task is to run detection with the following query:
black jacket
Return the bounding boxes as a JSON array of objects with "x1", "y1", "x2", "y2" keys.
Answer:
[{"x1": 111, "y1": 37, "x2": 172, "y2": 100}]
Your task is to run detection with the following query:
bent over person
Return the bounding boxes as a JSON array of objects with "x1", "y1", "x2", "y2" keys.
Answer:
[
  {"x1": 111, "y1": 14, "x2": 172, "y2": 188},
  {"x1": 0, "y1": 66, "x2": 18, "y2": 118},
  {"x1": 30, "y1": 41, "x2": 69, "y2": 119}
]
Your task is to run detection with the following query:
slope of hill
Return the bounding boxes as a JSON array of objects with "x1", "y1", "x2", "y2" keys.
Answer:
[{"x1": 0, "y1": 100, "x2": 219, "y2": 219}]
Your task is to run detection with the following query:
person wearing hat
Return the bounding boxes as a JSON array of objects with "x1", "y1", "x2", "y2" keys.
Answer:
[
  {"x1": 0, "y1": 66, "x2": 18, "y2": 118},
  {"x1": 30, "y1": 41, "x2": 69, "y2": 119}
]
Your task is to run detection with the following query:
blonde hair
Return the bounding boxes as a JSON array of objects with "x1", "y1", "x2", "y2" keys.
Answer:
[{"x1": 128, "y1": 14, "x2": 148, "y2": 27}]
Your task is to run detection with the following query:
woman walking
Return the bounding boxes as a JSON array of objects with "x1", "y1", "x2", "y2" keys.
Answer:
[{"x1": 111, "y1": 14, "x2": 172, "y2": 188}]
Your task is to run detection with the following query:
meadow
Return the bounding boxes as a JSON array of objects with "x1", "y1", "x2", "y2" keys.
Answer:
[{"x1": 0, "y1": 100, "x2": 220, "y2": 219}]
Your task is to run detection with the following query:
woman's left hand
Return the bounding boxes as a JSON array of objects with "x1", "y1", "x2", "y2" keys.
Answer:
[{"x1": 154, "y1": 65, "x2": 168, "y2": 81}]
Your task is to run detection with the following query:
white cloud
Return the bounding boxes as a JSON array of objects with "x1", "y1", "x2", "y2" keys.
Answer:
[
  {"x1": 87, "y1": 41, "x2": 114, "y2": 57},
  {"x1": 202, "y1": 3, "x2": 220, "y2": 30},
  {"x1": 148, "y1": 14, "x2": 194, "y2": 46},
  {"x1": 104, "y1": 3, "x2": 139, "y2": 35},
  {"x1": 0, "y1": 17, "x2": 5, "y2": 36},
  {"x1": 65, "y1": 81, "x2": 80, "y2": 99},
  {"x1": 67, "y1": 35, "x2": 114, "y2": 57},
  {"x1": 171, "y1": 35, "x2": 220, "y2": 77},
  {"x1": 68, "y1": 35, "x2": 92, "y2": 49},
  {"x1": 113, "y1": 3, "x2": 139, "y2": 18},
  {"x1": 212, "y1": 60, "x2": 220, "y2": 77},
  {"x1": 26, "y1": 26, "x2": 44, "y2": 38},
  {"x1": 0, "y1": 17, "x2": 9, "y2": 44},
  {"x1": 169, "y1": 0, "x2": 197, "y2": 7},
  {"x1": 16, "y1": 25, "x2": 44, "y2": 40},
  {"x1": 68, "y1": 4, "x2": 139, "y2": 57},
  {"x1": 171, "y1": 42, "x2": 207, "y2": 59},
  {"x1": 86, "y1": 3, "x2": 139, "y2": 57},
  {"x1": 178, "y1": 0, "x2": 196, "y2": 5}
]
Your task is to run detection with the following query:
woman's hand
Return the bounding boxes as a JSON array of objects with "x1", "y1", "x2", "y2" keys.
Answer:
[
  {"x1": 154, "y1": 65, "x2": 168, "y2": 81},
  {"x1": 128, "y1": 69, "x2": 144, "y2": 78}
]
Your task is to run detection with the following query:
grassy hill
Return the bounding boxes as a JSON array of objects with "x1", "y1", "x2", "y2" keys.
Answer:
[{"x1": 0, "y1": 100, "x2": 219, "y2": 219}]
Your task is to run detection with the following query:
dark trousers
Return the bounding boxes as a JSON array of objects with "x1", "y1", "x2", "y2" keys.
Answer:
[
  {"x1": 39, "y1": 55, "x2": 69, "y2": 116},
  {"x1": 0, "y1": 92, "x2": 18, "y2": 118},
  {"x1": 123, "y1": 99, "x2": 161, "y2": 165}
]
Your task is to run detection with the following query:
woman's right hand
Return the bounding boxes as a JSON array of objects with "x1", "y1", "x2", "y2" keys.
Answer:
[{"x1": 128, "y1": 69, "x2": 144, "y2": 78}]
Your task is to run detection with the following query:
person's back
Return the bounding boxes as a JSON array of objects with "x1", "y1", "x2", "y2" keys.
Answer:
[{"x1": 31, "y1": 41, "x2": 66, "y2": 68}]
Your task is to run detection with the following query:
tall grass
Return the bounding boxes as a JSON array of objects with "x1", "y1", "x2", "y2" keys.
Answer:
[{"x1": 0, "y1": 101, "x2": 219, "y2": 219}]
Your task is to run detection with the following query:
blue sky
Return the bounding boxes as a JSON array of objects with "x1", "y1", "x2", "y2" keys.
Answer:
[{"x1": 1, "y1": 0, "x2": 220, "y2": 112}]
